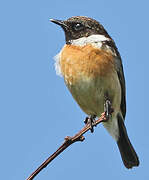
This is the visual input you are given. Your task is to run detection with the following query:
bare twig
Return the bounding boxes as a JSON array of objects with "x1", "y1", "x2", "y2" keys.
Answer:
[{"x1": 26, "y1": 112, "x2": 107, "y2": 180}]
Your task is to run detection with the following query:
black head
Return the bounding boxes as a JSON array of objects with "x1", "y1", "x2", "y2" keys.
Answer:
[{"x1": 50, "y1": 16, "x2": 111, "y2": 44}]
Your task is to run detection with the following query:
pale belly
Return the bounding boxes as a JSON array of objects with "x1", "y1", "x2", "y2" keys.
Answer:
[
  {"x1": 65, "y1": 71, "x2": 121, "y2": 117},
  {"x1": 58, "y1": 44, "x2": 123, "y2": 140}
]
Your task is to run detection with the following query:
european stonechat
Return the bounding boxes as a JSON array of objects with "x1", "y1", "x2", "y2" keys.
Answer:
[{"x1": 50, "y1": 16, "x2": 139, "y2": 169}]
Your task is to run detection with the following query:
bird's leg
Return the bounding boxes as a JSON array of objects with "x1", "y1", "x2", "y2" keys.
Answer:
[
  {"x1": 84, "y1": 115, "x2": 96, "y2": 133},
  {"x1": 104, "y1": 99, "x2": 114, "y2": 121}
]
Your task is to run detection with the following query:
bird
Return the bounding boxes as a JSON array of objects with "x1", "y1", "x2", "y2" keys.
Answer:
[{"x1": 50, "y1": 16, "x2": 139, "y2": 169}]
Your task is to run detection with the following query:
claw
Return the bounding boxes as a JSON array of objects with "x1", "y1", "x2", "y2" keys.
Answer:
[
  {"x1": 104, "y1": 100, "x2": 110, "y2": 120},
  {"x1": 84, "y1": 115, "x2": 96, "y2": 133},
  {"x1": 104, "y1": 99, "x2": 114, "y2": 121}
]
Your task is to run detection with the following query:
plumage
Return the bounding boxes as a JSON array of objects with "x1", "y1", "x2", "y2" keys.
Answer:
[{"x1": 51, "y1": 16, "x2": 139, "y2": 169}]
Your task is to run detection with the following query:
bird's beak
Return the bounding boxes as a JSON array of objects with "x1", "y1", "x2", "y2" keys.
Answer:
[{"x1": 50, "y1": 19, "x2": 68, "y2": 29}]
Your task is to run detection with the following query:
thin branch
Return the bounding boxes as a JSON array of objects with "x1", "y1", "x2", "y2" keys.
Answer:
[{"x1": 26, "y1": 112, "x2": 107, "y2": 180}]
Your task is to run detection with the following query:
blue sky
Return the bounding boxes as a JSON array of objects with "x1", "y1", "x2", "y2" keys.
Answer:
[{"x1": 0, "y1": 0, "x2": 148, "y2": 179}]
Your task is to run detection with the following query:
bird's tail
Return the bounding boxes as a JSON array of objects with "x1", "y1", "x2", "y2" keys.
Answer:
[{"x1": 117, "y1": 115, "x2": 139, "y2": 169}]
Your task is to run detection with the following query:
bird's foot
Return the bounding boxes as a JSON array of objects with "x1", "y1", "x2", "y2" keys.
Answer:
[
  {"x1": 84, "y1": 115, "x2": 96, "y2": 133},
  {"x1": 104, "y1": 99, "x2": 114, "y2": 121}
]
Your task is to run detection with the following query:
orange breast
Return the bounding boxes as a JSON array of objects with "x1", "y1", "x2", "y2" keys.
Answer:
[{"x1": 60, "y1": 44, "x2": 115, "y2": 85}]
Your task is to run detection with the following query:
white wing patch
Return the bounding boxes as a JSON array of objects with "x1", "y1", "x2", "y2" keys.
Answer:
[{"x1": 54, "y1": 52, "x2": 62, "y2": 76}]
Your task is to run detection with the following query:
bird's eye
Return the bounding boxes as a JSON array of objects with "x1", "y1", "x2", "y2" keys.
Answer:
[{"x1": 73, "y1": 23, "x2": 84, "y2": 31}]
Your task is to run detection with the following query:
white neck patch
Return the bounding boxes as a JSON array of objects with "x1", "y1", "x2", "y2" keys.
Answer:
[
  {"x1": 54, "y1": 34, "x2": 111, "y2": 76},
  {"x1": 70, "y1": 34, "x2": 110, "y2": 47}
]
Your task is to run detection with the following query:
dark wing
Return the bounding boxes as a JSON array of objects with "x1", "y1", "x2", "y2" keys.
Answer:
[
  {"x1": 113, "y1": 43, "x2": 126, "y2": 119},
  {"x1": 103, "y1": 40, "x2": 126, "y2": 119},
  {"x1": 116, "y1": 56, "x2": 126, "y2": 119},
  {"x1": 102, "y1": 40, "x2": 126, "y2": 119}
]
